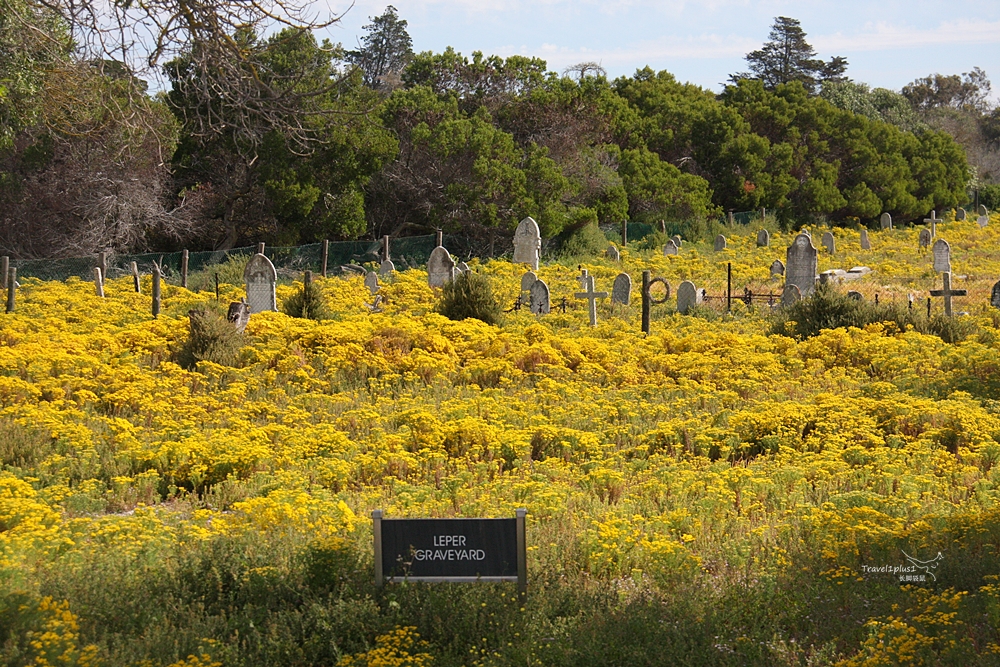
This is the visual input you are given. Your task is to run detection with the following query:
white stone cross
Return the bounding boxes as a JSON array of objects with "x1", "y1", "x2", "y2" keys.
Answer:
[
  {"x1": 924, "y1": 211, "x2": 941, "y2": 238},
  {"x1": 575, "y1": 275, "x2": 608, "y2": 327},
  {"x1": 929, "y1": 271, "x2": 967, "y2": 317}
]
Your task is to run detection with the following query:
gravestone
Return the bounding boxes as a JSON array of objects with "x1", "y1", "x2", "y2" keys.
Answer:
[
  {"x1": 606, "y1": 244, "x2": 620, "y2": 261},
  {"x1": 991, "y1": 280, "x2": 1000, "y2": 309},
  {"x1": 979, "y1": 205, "x2": 989, "y2": 227},
  {"x1": 929, "y1": 271, "x2": 967, "y2": 317},
  {"x1": 520, "y1": 271, "x2": 538, "y2": 295},
  {"x1": 822, "y1": 231, "x2": 835, "y2": 254},
  {"x1": 529, "y1": 279, "x2": 550, "y2": 315},
  {"x1": 781, "y1": 283, "x2": 801, "y2": 306},
  {"x1": 714, "y1": 235, "x2": 727, "y2": 251},
  {"x1": 770, "y1": 259, "x2": 785, "y2": 277},
  {"x1": 880, "y1": 212, "x2": 892, "y2": 230},
  {"x1": 611, "y1": 273, "x2": 632, "y2": 305},
  {"x1": 671, "y1": 235, "x2": 682, "y2": 248},
  {"x1": 243, "y1": 253, "x2": 277, "y2": 314},
  {"x1": 364, "y1": 271, "x2": 380, "y2": 296},
  {"x1": 847, "y1": 291, "x2": 863, "y2": 301},
  {"x1": 785, "y1": 233, "x2": 818, "y2": 296},
  {"x1": 427, "y1": 246, "x2": 456, "y2": 287},
  {"x1": 379, "y1": 259, "x2": 396, "y2": 276},
  {"x1": 860, "y1": 229, "x2": 871, "y2": 250},
  {"x1": 956, "y1": 208, "x2": 967, "y2": 221},
  {"x1": 457, "y1": 262, "x2": 470, "y2": 274},
  {"x1": 577, "y1": 267, "x2": 589, "y2": 289},
  {"x1": 676, "y1": 280, "x2": 700, "y2": 314},
  {"x1": 981, "y1": 204, "x2": 990, "y2": 217},
  {"x1": 756, "y1": 229, "x2": 770, "y2": 247},
  {"x1": 512, "y1": 217, "x2": 541, "y2": 270},
  {"x1": 918, "y1": 228, "x2": 932, "y2": 248},
  {"x1": 924, "y1": 211, "x2": 940, "y2": 238},
  {"x1": 663, "y1": 240, "x2": 679, "y2": 256},
  {"x1": 932, "y1": 239, "x2": 952, "y2": 273},
  {"x1": 227, "y1": 300, "x2": 250, "y2": 333},
  {"x1": 575, "y1": 275, "x2": 608, "y2": 327}
]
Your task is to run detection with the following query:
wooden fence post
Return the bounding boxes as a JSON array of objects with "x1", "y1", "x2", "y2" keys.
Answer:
[
  {"x1": 1, "y1": 257, "x2": 8, "y2": 290},
  {"x1": 726, "y1": 262, "x2": 732, "y2": 313},
  {"x1": 5, "y1": 268, "x2": 15, "y2": 313},
  {"x1": 131, "y1": 262, "x2": 141, "y2": 293},
  {"x1": 641, "y1": 270, "x2": 651, "y2": 335},
  {"x1": 152, "y1": 265, "x2": 161, "y2": 318},
  {"x1": 257, "y1": 242, "x2": 265, "y2": 255},
  {"x1": 321, "y1": 240, "x2": 329, "y2": 278},
  {"x1": 181, "y1": 250, "x2": 189, "y2": 289},
  {"x1": 94, "y1": 268, "x2": 105, "y2": 297}
]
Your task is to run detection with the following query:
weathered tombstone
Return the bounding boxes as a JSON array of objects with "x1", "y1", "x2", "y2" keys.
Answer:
[
  {"x1": 781, "y1": 283, "x2": 801, "y2": 306},
  {"x1": 574, "y1": 275, "x2": 608, "y2": 327},
  {"x1": 676, "y1": 280, "x2": 700, "y2": 314},
  {"x1": 956, "y1": 208, "x2": 967, "y2": 221},
  {"x1": 756, "y1": 229, "x2": 770, "y2": 247},
  {"x1": 822, "y1": 231, "x2": 835, "y2": 254},
  {"x1": 981, "y1": 204, "x2": 990, "y2": 217},
  {"x1": 714, "y1": 235, "x2": 727, "y2": 251},
  {"x1": 785, "y1": 233, "x2": 818, "y2": 296},
  {"x1": 860, "y1": 229, "x2": 871, "y2": 250},
  {"x1": 924, "y1": 211, "x2": 940, "y2": 238},
  {"x1": 932, "y1": 239, "x2": 952, "y2": 273},
  {"x1": 94, "y1": 268, "x2": 105, "y2": 298},
  {"x1": 671, "y1": 235, "x2": 682, "y2": 248},
  {"x1": 520, "y1": 271, "x2": 538, "y2": 295},
  {"x1": 512, "y1": 216, "x2": 541, "y2": 270},
  {"x1": 770, "y1": 259, "x2": 785, "y2": 277},
  {"x1": 663, "y1": 240, "x2": 679, "y2": 256},
  {"x1": 427, "y1": 246, "x2": 456, "y2": 288},
  {"x1": 847, "y1": 291, "x2": 863, "y2": 300},
  {"x1": 576, "y1": 267, "x2": 589, "y2": 289},
  {"x1": 379, "y1": 259, "x2": 396, "y2": 276},
  {"x1": 529, "y1": 279, "x2": 550, "y2": 315},
  {"x1": 227, "y1": 299, "x2": 250, "y2": 333},
  {"x1": 918, "y1": 228, "x2": 932, "y2": 249},
  {"x1": 364, "y1": 271, "x2": 380, "y2": 296},
  {"x1": 978, "y1": 205, "x2": 989, "y2": 228},
  {"x1": 457, "y1": 261, "x2": 470, "y2": 274},
  {"x1": 880, "y1": 212, "x2": 892, "y2": 230},
  {"x1": 992, "y1": 280, "x2": 1000, "y2": 309},
  {"x1": 606, "y1": 244, "x2": 620, "y2": 262},
  {"x1": 611, "y1": 273, "x2": 632, "y2": 306},
  {"x1": 243, "y1": 253, "x2": 278, "y2": 313},
  {"x1": 819, "y1": 269, "x2": 847, "y2": 285}
]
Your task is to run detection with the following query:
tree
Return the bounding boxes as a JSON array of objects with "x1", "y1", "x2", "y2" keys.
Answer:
[
  {"x1": 902, "y1": 68, "x2": 992, "y2": 112},
  {"x1": 732, "y1": 17, "x2": 847, "y2": 94},
  {"x1": 347, "y1": 6, "x2": 413, "y2": 91}
]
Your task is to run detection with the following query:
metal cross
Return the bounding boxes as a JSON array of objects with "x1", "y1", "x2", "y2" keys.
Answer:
[
  {"x1": 575, "y1": 275, "x2": 608, "y2": 327},
  {"x1": 929, "y1": 271, "x2": 967, "y2": 317},
  {"x1": 923, "y1": 210, "x2": 941, "y2": 239}
]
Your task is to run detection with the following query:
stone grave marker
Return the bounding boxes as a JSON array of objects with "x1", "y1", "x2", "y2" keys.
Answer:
[
  {"x1": 781, "y1": 283, "x2": 801, "y2": 306},
  {"x1": 611, "y1": 273, "x2": 632, "y2": 305},
  {"x1": 932, "y1": 239, "x2": 952, "y2": 273},
  {"x1": 957, "y1": 208, "x2": 967, "y2": 221},
  {"x1": 991, "y1": 280, "x2": 1000, "y2": 309},
  {"x1": 860, "y1": 229, "x2": 871, "y2": 250},
  {"x1": 364, "y1": 271, "x2": 380, "y2": 296},
  {"x1": 785, "y1": 233, "x2": 818, "y2": 296},
  {"x1": 457, "y1": 261, "x2": 470, "y2": 274},
  {"x1": 924, "y1": 211, "x2": 940, "y2": 238},
  {"x1": 575, "y1": 275, "x2": 608, "y2": 327},
  {"x1": 770, "y1": 259, "x2": 785, "y2": 277},
  {"x1": 513, "y1": 216, "x2": 541, "y2": 270},
  {"x1": 847, "y1": 291, "x2": 863, "y2": 300},
  {"x1": 979, "y1": 205, "x2": 989, "y2": 227},
  {"x1": 577, "y1": 267, "x2": 589, "y2": 289},
  {"x1": 880, "y1": 212, "x2": 892, "y2": 230},
  {"x1": 529, "y1": 279, "x2": 550, "y2": 315},
  {"x1": 244, "y1": 253, "x2": 277, "y2": 314},
  {"x1": 379, "y1": 259, "x2": 396, "y2": 276},
  {"x1": 714, "y1": 234, "x2": 727, "y2": 251},
  {"x1": 676, "y1": 280, "x2": 700, "y2": 314},
  {"x1": 606, "y1": 244, "x2": 620, "y2": 261},
  {"x1": 663, "y1": 240, "x2": 679, "y2": 256},
  {"x1": 919, "y1": 228, "x2": 932, "y2": 248},
  {"x1": 822, "y1": 231, "x2": 835, "y2": 254},
  {"x1": 520, "y1": 271, "x2": 538, "y2": 295},
  {"x1": 671, "y1": 235, "x2": 682, "y2": 248},
  {"x1": 227, "y1": 299, "x2": 250, "y2": 333},
  {"x1": 427, "y1": 246, "x2": 456, "y2": 287},
  {"x1": 981, "y1": 204, "x2": 990, "y2": 217},
  {"x1": 756, "y1": 229, "x2": 770, "y2": 247},
  {"x1": 929, "y1": 271, "x2": 967, "y2": 317}
]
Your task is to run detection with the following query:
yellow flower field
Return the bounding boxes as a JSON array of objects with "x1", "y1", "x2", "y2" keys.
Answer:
[{"x1": 1, "y1": 215, "x2": 1000, "y2": 666}]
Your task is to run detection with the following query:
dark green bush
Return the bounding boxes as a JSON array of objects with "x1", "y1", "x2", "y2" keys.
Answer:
[
  {"x1": 558, "y1": 209, "x2": 607, "y2": 258},
  {"x1": 437, "y1": 271, "x2": 503, "y2": 326},
  {"x1": 177, "y1": 307, "x2": 245, "y2": 369},
  {"x1": 282, "y1": 278, "x2": 331, "y2": 320}
]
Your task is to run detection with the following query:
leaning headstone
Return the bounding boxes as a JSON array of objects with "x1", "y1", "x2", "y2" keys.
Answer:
[
  {"x1": 756, "y1": 229, "x2": 770, "y2": 247},
  {"x1": 770, "y1": 259, "x2": 785, "y2": 277},
  {"x1": 932, "y1": 239, "x2": 952, "y2": 273},
  {"x1": 379, "y1": 259, "x2": 396, "y2": 276},
  {"x1": 427, "y1": 246, "x2": 456, "y2": 287},
  {"x1": 606, "y1": 244, "x2": 620, "y2": 261},
  {"x1": 529, "y1": 279, "x2": 550, "y2": 315},
  {"x1": 785, "y1": 233, "x2": 818, "y2": 296},
  {"x1": 671, "y1": 235, "x2": 682, "y2": 248},
  {"x1": 956, "y1": 208, "x2": 967, "y2": 221},
  {"x1": 243, "y1": 253, "x2": 277, "y2": 314},
  {"x1": 364, "y1": 271, "x2": 380, "y2": 296},
  {"x1": 512, "y1": 216, "x2": 542, "y2": 270},
  {"x1": 880, "y1": 212, "x2": 892, "y2": 230},
  {"x1": 227, "y1": 300, "x2": 250, "y2": 333},
  {"x1": 714, "y1": 235, "x2": 727, "y2": 251},
  {"x1": 781, "y1": 283, "x2": 801, "y2": 306},
  {"x1": 663, "y1": 240, "x2": 679, "y2": 256},
  {"x1": 676, "y1": 280, "x2": 700, "y2": 314},
  {"x1": 611, "y1": 273, "x2": 632, "y2": 306},
  {"x1": 918, "y1": 228, "x2": 932, "y2": 249},
  {"x1": 822, "y1": 231, "x2": 835, "y2": 254},
  {"x1": 520, "y1": 271, "x2": 538, "y2": 295},
  {"x1": 992, "y1": 280, "x2": 1000, "y2": 309},
  {"x1": 860, "y1": 229, "x2": 871, "y2": 251}
]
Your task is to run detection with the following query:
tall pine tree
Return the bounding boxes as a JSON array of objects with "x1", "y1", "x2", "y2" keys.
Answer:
[
  {"x1": 732, "y1": 17, "x2": 847, "y2": 94},
  {"x1": 347, "y1": 6, "x2": 413, "y2": 91}
]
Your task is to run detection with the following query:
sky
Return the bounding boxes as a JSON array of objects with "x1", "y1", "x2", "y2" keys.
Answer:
[{"x1": 318, "y1": 0, "x2": 1000, "y2": 100}]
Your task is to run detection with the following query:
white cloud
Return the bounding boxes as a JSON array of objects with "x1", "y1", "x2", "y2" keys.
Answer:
[{"x1": 814, "y1": 19, "x2": 1000, "y2": 52}]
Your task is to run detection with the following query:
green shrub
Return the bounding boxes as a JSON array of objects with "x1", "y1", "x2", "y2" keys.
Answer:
[
  {"x1": 282, "y1": 278, "x2": 331, "y2": 320},
  {"x1": 437, "y1": 271, "x2": 503, "y2": 326},
  {"x1": 558, "y1": 209, "x2": 607, "y2": 258},
  {"x1": 177, "y1": 306, "x2": 245, "y2": 369},
  {"x1": 186, "y1": 253, "x2": 250, "y2": 291},
  {"x1": 636, "y1": 230, "x2": 670, "y2": 251}
]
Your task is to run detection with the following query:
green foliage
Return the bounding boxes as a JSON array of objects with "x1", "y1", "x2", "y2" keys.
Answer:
[
  {"x1": 979, "y1": 184, "x2": 1000, "y2": 211},
  {"x1": 186, "y1": 253, "x2": 249, "y2": 292},
  {"x1": 282, "y1": 278, "x2": 331, "y2": 320},
  {"x1": 821, "y1": 80, "x2": 924, "y2": 132},
  {"x1": 346, "y1": 5, "x2": 413, "y2": 90},
  {"x1": 177, "y1": 306, "x2": 245, "y2": 369},
  {"x1": 558, "y1": 210, "x2": 608, "y2": 257},
  {"x1": 436, "y1": 271, "x2": 503, "y2": 325},
  {"x1": 731, "y1": 16, "x2": 848, "y2": 94}
]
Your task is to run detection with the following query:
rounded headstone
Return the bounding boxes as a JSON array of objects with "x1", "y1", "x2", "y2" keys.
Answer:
[
  {"x1": 427, "y1": 246, "x2": 456, "y2": 287},
  {"x1": 676, "y1": 280, "x2": 700, "y2": 314},
  {"x1": 781, "y1": 283, "x2": 801, "y2": 306},
  {"x1": 932, "y1": 239, "x2": 952, "y2": 273},
  {"x1": 611, "y1": 273, "x2": 632, "y2": 305},
  {"x1": 379, "y1": 259, "x2": 396, "y2": 276},
  {"x1": 663, "y1": 240, "x2": 679, "y2": 256},
  {"x1": 880, "y1": 212, "x2": 892, "y2": 230},
  {"x1": 671, "y1": 235, "x2": 682, "y2": 248},
  {"x1": 606, "y1": 244, "x2": 620, "y2": 261},
  {"x1": 714, "y1": 235, "x2": 727, "y2": 251},
  {"x1": 513, "y1": 217, "x2": 542, "y2": 270},
  {"x1": 520, "y1": 271, "x2": 538, "y2": 294},
  {"x1": 756, "y1": 229, "x2": 770, "y2": 247},
  {"x1": 243, "y1": 253, "x2": 278, "y2": 314},
  {"x1": 918, "y1": 228, "x2": 932, "y2": 248},
  {"x1": 847, "y1": 291, "x2": 863, "y2": 301},
  {"x1": 992, "y1": 280, "x2": 1000, "y2": 309},
  {"x1": 956, "y1": 208, "x2": 967, "y2": 221},
  {"x1": 364, "y1": 271, "x2": 379, "y2": 296},
  {"x1": 529, "y1": 279, "x2": 550, "y2": 315},
  {"x1": 785, "y1": 233, "x2": 818, "y2": 296},
  {"x1": 980, "y1": 204, "x2": 989, "y2": 217},
  {"x1": 457, "y1": 261, "x2": 470, "y2": 274},
  {"x1": 821, "y1": 231, "x2": 835, "y2": 254},
  {"x1": 770, "y1": 259, "x2": 785, "y2": 277}
]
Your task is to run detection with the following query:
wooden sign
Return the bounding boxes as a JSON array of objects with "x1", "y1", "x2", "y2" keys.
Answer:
[{"x1": 373, "y1": 509, "x2": 526, "y2": 594}]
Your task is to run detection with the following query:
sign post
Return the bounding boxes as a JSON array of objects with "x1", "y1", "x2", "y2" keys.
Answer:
[{"x1": 373, "y1": 510, "x2": 527, "y2": 594}]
